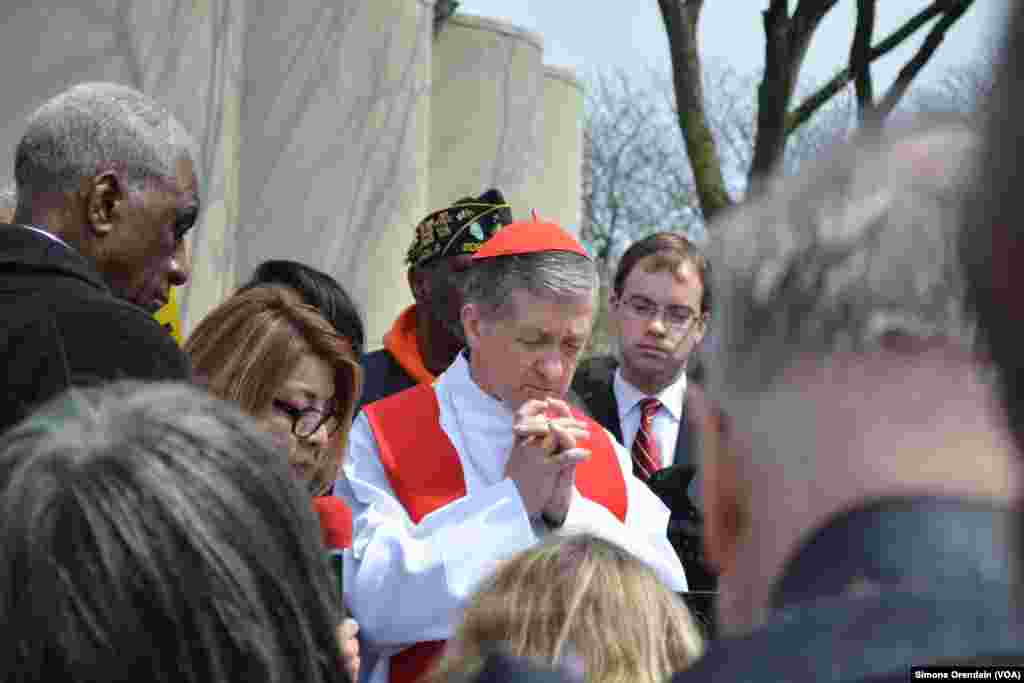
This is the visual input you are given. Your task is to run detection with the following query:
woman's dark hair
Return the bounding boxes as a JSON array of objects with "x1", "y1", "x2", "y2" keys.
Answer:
[
  {"x1": 241, "y1": 260, "x2": 366, "y2": 357},
  {"x1": 0, "y1": 382, "x2": 350, "y2": 683}
]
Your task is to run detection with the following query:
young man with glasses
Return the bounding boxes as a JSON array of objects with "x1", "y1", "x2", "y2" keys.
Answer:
[{"x1": 572, "y1": 232, "x2": 716, "y2": 616}]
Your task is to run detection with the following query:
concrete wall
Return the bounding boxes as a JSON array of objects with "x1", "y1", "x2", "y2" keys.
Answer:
[
  {"x1": 521, "y1": 65, "x2": 585, "y2": 236},
  {"x1": 230, "y1": 0, "x2": 433, "y2": 350},
  {"x1": 0, "y1": 3, "x2": 583, "y2": 352},
  {"x1": 430, "y1": 14, "x2": 544, "y2": 212}
]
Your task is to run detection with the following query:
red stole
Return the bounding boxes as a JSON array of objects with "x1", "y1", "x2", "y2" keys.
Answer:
[{"x1": 363, "y1": 383, "x2": 627, "y2": 683}]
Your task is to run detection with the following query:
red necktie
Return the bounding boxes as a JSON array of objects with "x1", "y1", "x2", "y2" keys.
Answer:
[{"x1": 632, "y1": 397, "x2": 663, "y2": 480}]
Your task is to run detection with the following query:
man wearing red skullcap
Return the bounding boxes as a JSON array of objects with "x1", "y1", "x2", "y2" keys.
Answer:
[{"x1": 335, "y1": 216, "x2": 688, "y2": 683}]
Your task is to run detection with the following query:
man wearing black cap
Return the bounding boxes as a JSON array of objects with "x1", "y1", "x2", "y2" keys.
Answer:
[{"x1": 358, "y1": 189, "x2": 512, "y2": 410}]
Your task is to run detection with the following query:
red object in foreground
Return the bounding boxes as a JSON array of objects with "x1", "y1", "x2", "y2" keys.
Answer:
[{"x1": 313, "y1": 495, "x2": 353, "y2": 550}]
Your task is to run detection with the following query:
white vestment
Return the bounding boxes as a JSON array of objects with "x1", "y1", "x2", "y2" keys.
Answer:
[{"x1": 334, "y1": 354, "x2": 688, "y2": 683}]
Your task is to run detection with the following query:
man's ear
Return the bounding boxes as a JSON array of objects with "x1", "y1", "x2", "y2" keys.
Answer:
[
  {"x1": 85, "y1": 171, "x2": 124, "y2": 237},
  {"x1": 688, "y1": 388, "x2": 745, "y2": 574},
  {"x1": 691, "y1": 313, "x2": 710, "y2": 348},
  {"x1": 408, "y1": 267, "x2": 428, "y2": 303},
  {"x1": 460, "y1": 302, "x2": 486, "y2": 350},
  {"x1": 607, "y1": 288, "x2": 619, "y2": 309},
  {"x1": 704, "y1": 444, "x2": 745, "y2": 575},
  {"x1": 606, "y1": 290, "x2": 624, "y2": 337}
]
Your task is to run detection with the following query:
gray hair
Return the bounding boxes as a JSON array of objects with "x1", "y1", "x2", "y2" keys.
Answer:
[
  {"x1": 14, "y1": 82, "x2": 196, "y2": 199},
  {"x1": 459, "y1": 251, "x2": 599, "y2": 340},
  {"x1": 708, "y1": 118, "x2": 980, "y2": 408},
  {"x1": 0, "y1": 381, "x2": 349, "y2": 683}
]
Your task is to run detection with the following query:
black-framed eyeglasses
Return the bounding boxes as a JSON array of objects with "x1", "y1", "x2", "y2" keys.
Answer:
[
  {"x1": 272, "y1": 399, "x2": 341, "y2": 439},
  {"x1": 619, "y1": 295, "x2": 702, "y2": 333}
]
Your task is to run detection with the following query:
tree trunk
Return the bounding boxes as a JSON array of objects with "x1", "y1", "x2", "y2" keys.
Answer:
[
  {"x1": 748, "y1": 0, "x2": 838, "y2": 192},
  {"x1": 748, "y1": 1, "x2": 795, "y2": 192},
  {"x1": 657, "y1": 0, "x2": 732, "y2": 222},
  {"x1": 850, "y1": 0, "x2": 878, "y2": 126}
]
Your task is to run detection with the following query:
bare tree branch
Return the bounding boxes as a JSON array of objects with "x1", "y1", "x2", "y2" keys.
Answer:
[
  {"x1": 657, "y1": 0, "x2": 732, "y2": 221},
  {"x1": 655, "y1": 0, "x2": 976, "y2": 223},
  {"x1": 875, "y1": 0, "x2": 974, "y2": 119},
  {"x1": 792, "y1": 0, "x2": 843, "y2": 54},
  {"x1": 787, "y1": 0, "x2": 957, "y2": 133},
  {"x1": 850, "y1": 0, "x2": 877, "y2": 124},
  {"x1": 748, "y1": 0, "x2": 839, "y2": 189},
  {"x1": 748, "y1": 1, "x2": 793, "y2": 188}
]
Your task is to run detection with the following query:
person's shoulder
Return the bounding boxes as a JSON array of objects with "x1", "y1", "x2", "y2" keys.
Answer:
[
  {"x1": 572, "y1": 354, "x2": 617, "y2": 393},
  {"x1": 571, "y1": 355, "x2": 619, "y2": 423},
  {"x1": 71, "y1": 288, "x2": 177, "y2": 338},
  {"x1": 359, "y1": 349, "x2": 416, "y2": 408},
  {"x1": 56, "y1": 290, "x2": 190, "y2": 380},
  {"x1": 8, "y1": 275, "x2": 165, "y2": 335},
  {"x1": 671, "y1": 590, "x2": 1024, "y2": 683},
  {"x1": 471, "y1": 653, "x2": 580, "y2": 683},
  {"x1": 361, "y1": 348, "x2": 397, "y2": 373},
  {"x1": 576, "y1": 354, "x2": 618, "y2": 378}
]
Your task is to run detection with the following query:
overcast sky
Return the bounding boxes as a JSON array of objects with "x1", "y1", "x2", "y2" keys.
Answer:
[{"x1": 461, "y1": 1, "x2": 1009, "y2": 90}]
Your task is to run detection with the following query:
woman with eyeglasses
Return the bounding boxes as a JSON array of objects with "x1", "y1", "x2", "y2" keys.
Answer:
[
  {"x1": 185, "y1": 285, "x2": 362, "y2": 497},
  {"x1": 184, "y1": 285, "x2": 364, "y2": 681}
]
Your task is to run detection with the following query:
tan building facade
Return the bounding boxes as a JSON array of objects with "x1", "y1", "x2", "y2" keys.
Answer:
[{"x1": 0, "y1": 2, "x2": 583, "y2": 350}]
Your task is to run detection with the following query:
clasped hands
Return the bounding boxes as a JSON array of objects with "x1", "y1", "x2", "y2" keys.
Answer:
[{"x1": 505, "y1": 398, "x2": 591, "y2": 526}]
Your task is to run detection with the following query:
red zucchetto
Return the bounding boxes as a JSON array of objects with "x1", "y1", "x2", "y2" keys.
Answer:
[{"x1": 471, "y1": 212, "x2": 590, "y2": 261}]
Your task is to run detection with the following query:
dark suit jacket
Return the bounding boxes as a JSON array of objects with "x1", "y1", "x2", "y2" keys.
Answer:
[
  {"x1": 357, "y1": 348, "x2": 417, "y2": 413},
  {"x1": 572, "y1": 355, "x2": 697, "y2": 475},
  {"x1": 0, "y1": 225, "x2": 191, "y2": 434},
  {"x1": 571, "y1": 355, "x2": 717, "y2": 626},
  {"x1": 672, "y1": 498, "x2": 1024, "y2": 682},
  {"x1": 471, "y1": 652, "x2": 578, "y2": 683}
]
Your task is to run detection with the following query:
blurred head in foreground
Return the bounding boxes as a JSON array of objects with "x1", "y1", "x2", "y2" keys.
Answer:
[
  {"x1": 434, "y1": 534, "x2": 703, "y2": 683},
  {"x1": 0, "y1": 381, "x2": 351, "y2": 683},
  {"x1": 697, "y1": 117, "x2": 1018, "y2": 634}
]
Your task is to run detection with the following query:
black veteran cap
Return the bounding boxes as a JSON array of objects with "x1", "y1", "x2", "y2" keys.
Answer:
[{"x1": 406, "y1": 188, "x2": 513, "y2": 268}]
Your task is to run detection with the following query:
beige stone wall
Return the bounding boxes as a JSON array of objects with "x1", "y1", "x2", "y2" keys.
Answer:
[
  {"x1": 0, "y1": 4, "x2": 581, "y2": 351},
  {"x1": 520, "y1": 65, "x2": 585, "y2": 236},
  {"x1": 430, "y1": 14, "x2": 544, "y2": 212},
  {"x1": 177, "y1": 1, "x2": 246, "y2": 333},
  {"x1": 229, "y1": 0, "x2": 433, "y2": 351}
]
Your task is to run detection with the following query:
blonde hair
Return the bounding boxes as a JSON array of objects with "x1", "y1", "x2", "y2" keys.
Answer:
[
  {"x1": 185, "y1": 286, "x2": 362, "y2": 495},
  {"x1": 434, "y1": 534, "x2": 703, "y2": 683}
]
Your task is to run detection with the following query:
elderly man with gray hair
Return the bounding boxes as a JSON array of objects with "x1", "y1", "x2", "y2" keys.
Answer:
[
  {"x1": 0, "y1": 82, "x2": 198, "y2": 434},
  {"x1": 671, "y1": 119, "x2": 1024, "y2": 682}
]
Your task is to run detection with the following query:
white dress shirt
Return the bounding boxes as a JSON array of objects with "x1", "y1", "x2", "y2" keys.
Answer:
[
  {"x1": 336, "y1": 353, "x2": 688, "y2": 683},
  {"x1": 614, "y1": 367, "x2": 688, "y2": 468},
  {"x1": 613, "y1": 367, "x2": 702, "y2": 506}
]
